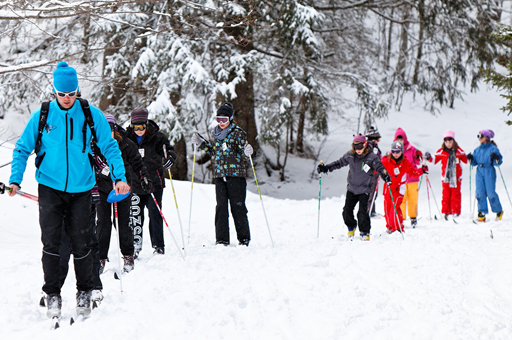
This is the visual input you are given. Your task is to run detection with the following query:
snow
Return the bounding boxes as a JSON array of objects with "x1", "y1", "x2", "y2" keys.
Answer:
[{"x1": 1, "y1": 87, "x2": 512, "y2": 339}]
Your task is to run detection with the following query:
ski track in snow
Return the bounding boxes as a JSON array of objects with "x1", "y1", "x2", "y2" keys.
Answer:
[{"x1": 2, "y1": 87, "x2": 512, "y2": 339}]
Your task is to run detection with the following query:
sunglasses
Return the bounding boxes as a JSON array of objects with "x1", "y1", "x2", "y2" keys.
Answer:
[
  {"x1": 477, "y1": 133, "x2": 487, "y2": 139},
  {"x1": 132, "y1": 124, "x2": 147, "y2": 131},
  {"x1": 391, "y1": 149, "x2": 402, "y2": 154},
  {"x1": 54, "y1": 86, "x2": 78, "y2": 98},
  {"x1": 352, "y1": 143, "x2": 365, "y2": 150},
  {"x1": 444, "y1": 137, "x2": 453, "y2": 142},
  {"x1": 215, "y1": 116, "x2": 230, "y2": 124}
]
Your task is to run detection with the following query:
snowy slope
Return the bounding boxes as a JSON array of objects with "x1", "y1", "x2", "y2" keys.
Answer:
[{"x1": 1, "y1": 86, "x2": 512, "y2": 339}]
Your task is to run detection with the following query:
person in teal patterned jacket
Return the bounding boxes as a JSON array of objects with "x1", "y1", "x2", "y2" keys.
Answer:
[{"x1": 191, "y1": 102, "x2": 253, "y2": 246}]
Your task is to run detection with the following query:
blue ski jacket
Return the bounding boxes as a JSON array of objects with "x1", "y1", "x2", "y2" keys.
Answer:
[
  {"x1": 10, "y1": 100, "x2": 126, "y2": 193},
  {"x1": 470, "y1": 142, "x2": 503, "y2": 213}
]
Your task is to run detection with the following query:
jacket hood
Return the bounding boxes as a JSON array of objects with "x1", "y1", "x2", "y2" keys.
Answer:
[{"x1": 394, "y1": 127, "x2": 409, "y2": 146}]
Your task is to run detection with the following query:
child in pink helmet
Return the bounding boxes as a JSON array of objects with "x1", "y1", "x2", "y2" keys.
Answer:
[{"x1": 424, "y1": 130, "x2": 467, "y2": 219}]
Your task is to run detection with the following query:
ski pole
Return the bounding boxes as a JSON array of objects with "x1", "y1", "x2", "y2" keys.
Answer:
[
  {"x1": 385, "y1": 182, "x2": 404, "y2": 239},
  {"x1": 150, "y1": 191, "x2": 186, "y2": 260},
  {"x1": 163, "y1": 145, "x2": 186, "y2": 255},
  {"x1": 425, "y1": 175, "x2": 432, "y2": 222},
  {"x1": 426, "y1": 175, "x2": 444, "y2": 221},
  {"x1": 187, "y1": 144, "x2": 197, "y2": 243},
  {"x1": 469, "y1": 164, "x2": 473, "y2": 217},
  {"x1": 249, "y1": 155, "x2": 274, "y2": 247},
  {"x1": 368, "y1": 177, "x2": 380, "y2": 215},
  {"x1": 111, "y1": 185, "x2": 124, "y2": 292},
  {"x1": 317, "y1": 161, "x2": 322, "y2": 238},
  {"x1": 0, "y1": 182, "x2": 38, "y2": 201},
  {"x1": 496, "y1": 162, "x2": 512, "y2": 209}
]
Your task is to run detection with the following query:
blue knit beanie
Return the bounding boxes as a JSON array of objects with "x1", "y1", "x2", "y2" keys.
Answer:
[{"x1": 53, "y1": 61, "x2": 79, "y2": 92}]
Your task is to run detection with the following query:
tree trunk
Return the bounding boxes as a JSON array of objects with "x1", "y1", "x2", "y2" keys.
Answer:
[
  {"x1": 396, "y1": 5, "x2": 411, "y2": 82},
  {"x1": 413, "y1": 0, "x2": 424, "y2": 85},
  {"x1": 385, "y1": 9, "x2": 394, "y2": 70},
  {"x1": 170, "y1": 136, "x2": 187, "y2": 180},
  {"x1": 296, "y1": 95, "x2": 307, "y2": 154}
]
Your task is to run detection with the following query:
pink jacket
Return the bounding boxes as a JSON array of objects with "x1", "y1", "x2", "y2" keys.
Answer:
[{"x1": 394, "y1": 127, "x2": 422, "y2": 183}]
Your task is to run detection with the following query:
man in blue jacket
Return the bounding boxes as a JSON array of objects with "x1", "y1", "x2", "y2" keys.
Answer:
[{"x1": 8, "y1": 61, "x2": 129, "y2": 319}]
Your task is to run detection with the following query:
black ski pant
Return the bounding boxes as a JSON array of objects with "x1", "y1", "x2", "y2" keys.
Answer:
[
  {"x1": 368, "y1": 174, "x2": 379, "y2": 215},
  {"x1": 343, "y1": 190, "x2": 371, "y2": 235},
  {"x1": 131, "y1": 189, "x2": 164, "y2": 251},
  {"x1": 59, "y1": 203, "x2": 102, "y2": 290},
  {"x1": 39, "y1": 184, "x2": 93, "y2": 295},
  {"x1": 97, "y1": 191, "x2": 133, "y2": 258},
  {"x1": 215, "y1": 177, "x2": 251, "y2": 244}
]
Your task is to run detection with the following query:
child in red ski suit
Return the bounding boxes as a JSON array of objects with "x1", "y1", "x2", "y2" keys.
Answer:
[
  {"x1": 425, "y1": 130, "x2": 467, "y2": 218},
  {"x1": 381, "y1": 141, "x2": 426, "y2": 233},
  {"x1": 394, "y1": 127, "x2": 424, "y2": 227}
]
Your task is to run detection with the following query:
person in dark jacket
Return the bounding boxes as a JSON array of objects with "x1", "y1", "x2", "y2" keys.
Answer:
[
  {"x1": 366, "y1": 127, "x2": 382, "y2": 217},
  {"x1": 191, "y1": 102, "x2": 253, "y2": 246},
  {"x1": 95, "y1": 113, "x2": 152, "y2": 272},
  {"x1": 317, "y1": 134, "x2": 390, "y2": 241},
  {"x1": 125, "y1": 108, "x2": 177, "y2": 257}
]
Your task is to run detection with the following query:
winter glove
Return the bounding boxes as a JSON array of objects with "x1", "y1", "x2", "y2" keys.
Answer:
[
  {"x1": 382, "y1": 173, "x2": 391, "y2": 184},
  {"x1": 490, "y1": 152, "x2": 500, "y2": 162},
  {"x1": 424, "y1": 152, "x2": 432, "y2": 161},
  {"x1": 422, "y1": 165, "x2": 429, "y2": 174},
  {"x1": 163, "y1": 155, "x2": 175, "y2": 169},
  {"x1": 141, "y1": 176, "x2": 153, "y2": 193},
  {"x1": 91, "y1": 186, "x2": 101, "y2": 205},
  {"x1": 244, "y1": 144, "x2": 254, "y2": 157},
  {"x1": 191, "y1": 132, "x2": 202, "y2": 146},
  {"x1": 467, "y1": 153, "x2": 473, "y2": 161},
  {"x1": 317, "y1": 163, "x2": 329, "y2": 174},
  {"x1": 416, "y1": 150, "x2": 423, "y2": 160}
]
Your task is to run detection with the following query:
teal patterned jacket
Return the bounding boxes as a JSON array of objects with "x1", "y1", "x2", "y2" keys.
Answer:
[{"x1": 201, "y1": 124, "x2": 249, "y2": 178}]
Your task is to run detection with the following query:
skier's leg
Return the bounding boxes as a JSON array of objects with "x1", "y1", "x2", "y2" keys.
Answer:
[
  {"x1": 215, "y1": 178, "x2": 230, "y2": 244},
  {"x1": 342, "y1": 191, "x2": 359, "y2": 231},
  {"x1": 226, "y1": 177, "x2": 250, "y2": 243}
]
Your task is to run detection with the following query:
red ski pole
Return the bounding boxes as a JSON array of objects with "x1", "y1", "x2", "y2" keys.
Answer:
[{"x1": 0, "y1": 182, "x2": 38, "y2": 202}]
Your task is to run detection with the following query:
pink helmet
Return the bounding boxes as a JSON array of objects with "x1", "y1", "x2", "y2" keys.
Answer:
[{"x1": 443, "y1": 130, "x2": 455, "y2": 139}]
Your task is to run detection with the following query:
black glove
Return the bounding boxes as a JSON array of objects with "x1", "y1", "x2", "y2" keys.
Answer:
[
  {"x1": 141, "y1": 176, "x2": 153, "y2": 193},
  {"x1": 317, "y1": 163, "x2": 329, "y2": 174},
  {"x1": 91, "y1": 186, "x2": 101, "y2": 205},
  {"x1": 490, "y1": 152, "x2": 500, "y2": 162},
  {"x1": 163, "y1": 155, "x2": 175, "y2": 169},
  {"x1": 382, "y1": 173, "x2": 391, "y2": 183},
  {"x1": 422, "y1": 165, "x2": 429, "y2": 174},
  {"x1": 424, "y1": 152, "x2": 432, "y2": 161},
  {"x1": 467, "y1": 153, "x2": 473, "y2": 161}
]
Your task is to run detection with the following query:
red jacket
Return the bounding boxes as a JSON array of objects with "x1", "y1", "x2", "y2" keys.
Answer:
[
  {"x1": 394, "y1": 127, "x2": 422, "y2": 183},
  {"x1": 381, "y1": 155, "x2": 423, "y2": 194},
  {"x1": 432, "y1": 147, "x2": 467, "y2": 179}
]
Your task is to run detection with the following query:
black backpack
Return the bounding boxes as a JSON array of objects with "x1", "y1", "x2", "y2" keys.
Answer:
[{"x1": 35, "y1": 98, "x2": 98, "y2": 154}]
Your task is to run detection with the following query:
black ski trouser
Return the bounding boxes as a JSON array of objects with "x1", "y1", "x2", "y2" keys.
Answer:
[
  {"x1": 59, "y1": 203, "x2": 102, "y2": 290},
  {"x1": 39, "y1": 184, "x2": 93, "y2": 295},
  {"x1": 343, "y1": 190, "x2": 371, "y2": 235},
  {"x1": 131, "y1": 189, "x2": 164, "y2": 251},
  {"x1": 215, "y1": 177, "x2": 251, "y2": 244},
  {"x1": 96, "y1": 191, "x2": 133, "y2": 258}
]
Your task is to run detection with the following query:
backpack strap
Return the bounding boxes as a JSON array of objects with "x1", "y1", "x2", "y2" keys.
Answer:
[
  {"x1": 35, "y1": 101, "x2": 50, "y2": 155},
  {"x1": 77, "y1": 98, "x2": 98, "y2": 153}
]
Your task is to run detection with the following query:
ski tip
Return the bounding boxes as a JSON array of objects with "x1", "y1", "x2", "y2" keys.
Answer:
[
  {"x1": 52, "y1": 316, "x2": 60, "y2": 329},
  {"x1": 70, "y1": 317, "x2": 74, "y2": 326},
  {"x1": 92, "y1": 300, "x2": 98, "y2": 309},
  {"x1": 39, "y1": 296, "x2": 46, "y2": 307},
  {"x1": 114, "y1": 272, "x2": 120, "y2": 280}
]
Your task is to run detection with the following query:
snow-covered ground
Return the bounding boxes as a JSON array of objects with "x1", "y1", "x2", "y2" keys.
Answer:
[{"x1": 1, "y1": 86, "x2": 512, "y2": 339}]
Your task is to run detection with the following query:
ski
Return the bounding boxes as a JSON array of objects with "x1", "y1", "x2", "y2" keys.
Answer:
[{"x1": 51, "y1": 316, "x2": 60, "y2": 329}]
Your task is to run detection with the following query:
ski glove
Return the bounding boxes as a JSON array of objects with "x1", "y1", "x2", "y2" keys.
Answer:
[
  {"x1": 490, "y1": 152, "x2": 500, "y2": 162},
  {"x1": 141, "y1": 176, "x2": 153, "y2": 193},
  {"x1": 244, "y1": 144, "x2": 254, "y2": 157},
  {"x1": 191, "y1": 132, "x2": 202, "y2": 146},
  {"x1": 424, "y1": 152, "x2": 432, "y2": 161},
  {"x1": 163, "y1": 155, "x2": 175, "y2": 169},
  {"x1": 317, "y1": 163, "x2": 329, "y2": 174},
  {"x1": 422, "y1": 165, "x2": 429, "y2": 174},
  {"x1": 382, "y1": 173, "x2": 391, "y2": 183},
  {"x1": 467, "y1": 153, "x2": 473, "y2": 161},
  {"x1": 91, "y1": 186, "x2": 101, "y2": 205}
]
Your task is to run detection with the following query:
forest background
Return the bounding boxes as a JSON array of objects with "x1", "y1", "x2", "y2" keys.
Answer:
[{"x1": 1, "y1": 0, "x2": 512, "y2": 183}]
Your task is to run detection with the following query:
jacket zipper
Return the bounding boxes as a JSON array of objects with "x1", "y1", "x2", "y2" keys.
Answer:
[{"x1": 64, "y1": 112, "x2": 69, "y2": 191}]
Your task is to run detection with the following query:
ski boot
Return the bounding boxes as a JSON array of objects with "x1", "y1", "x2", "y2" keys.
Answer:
[
  {"x1": 46, "y1": 294, "x2": 62, "y2": 319},
  {"x1": 238, "y1": 239, "x2": 250, "y2": 247},
  {"x1": 91, "y1": 289, "x2": 103, "y2": 309},
  {"x1": 123, "y1": 255, "x2": 134, "y2": 273},
  {"x1": 496, "y1": 211, "x2": 504, "y2": 221},
  {"x1": 411, "y1": 217, "x2": 417, "y2": 228},
  {"x1": 360, "y1": 233, "x2": 370, "y2": 241},
  {"x1": 347, "y1": 228, "x2": 356, "y2": 238},
  {"x1": 153, "y1": 247, "x2": 165, "y2": 255},
  {"x1": 76, "y1": 291, "x2": 92, "y2": 317},
  {"x1": 477, "y1": 212, "x2": 486, "y2": 222}
]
